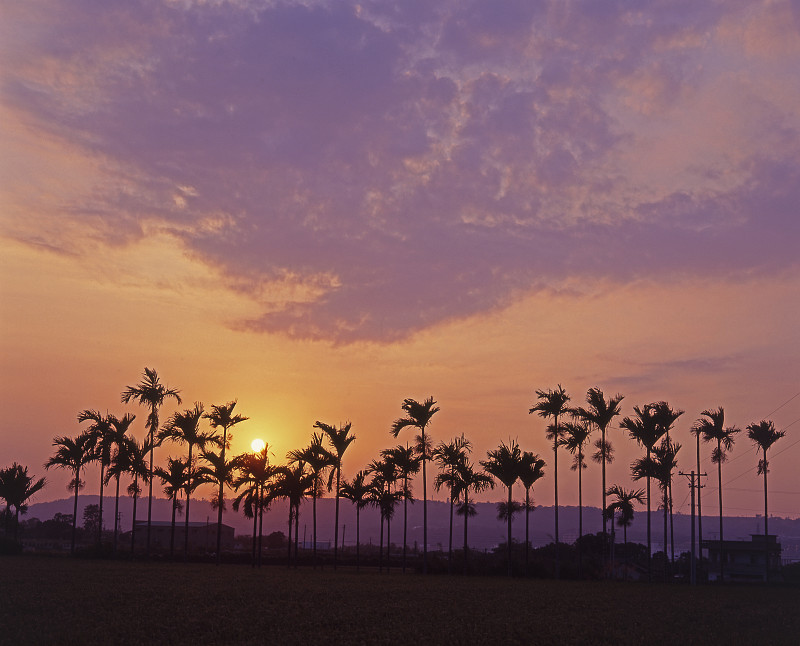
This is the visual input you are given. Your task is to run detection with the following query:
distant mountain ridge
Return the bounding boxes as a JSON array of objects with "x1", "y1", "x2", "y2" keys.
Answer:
[{"x1": 24, "y1": 496, "x2": 800, "y2": 559}]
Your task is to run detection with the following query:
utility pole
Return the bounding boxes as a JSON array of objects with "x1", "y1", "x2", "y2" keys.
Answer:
[{"x1": 680, "y1": 470, "x2": 706, "y2": 585}]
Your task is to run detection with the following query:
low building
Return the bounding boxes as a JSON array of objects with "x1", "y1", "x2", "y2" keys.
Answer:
[
  {"x1": 701, "y1": 534, "x2": 782, "y2": 582},
  {"x1": 126, "y1": 520, "x2": 235, "y2": 553}
]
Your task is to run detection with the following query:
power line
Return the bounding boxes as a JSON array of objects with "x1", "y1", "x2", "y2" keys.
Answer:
[{"x1": 763, "y1": 390, "x2": 800, "y2": 419}]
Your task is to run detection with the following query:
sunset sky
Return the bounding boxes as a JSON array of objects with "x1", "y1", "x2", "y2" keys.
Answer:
[{"x1": 2, "y1": 0, "x2": 799, "y2": 523}]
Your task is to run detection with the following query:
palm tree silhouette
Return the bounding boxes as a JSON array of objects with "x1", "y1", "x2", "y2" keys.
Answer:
[
  {"x1": 0, "y1": 463, "x2": 46, "y2": 541},
  {"x1": 432, "y1": 435, "x2": 471, "y2": 573},
  {"x1": 121, "y1": 368, "x2": 181, "y2": 556},
  {"x1": 453, "y1": 459, "x2": 494, "y2": 573},
  {"x1": 273, "y1": 462, "x2": 313, "y2": 567},
  {"x1": 123, "y1": 436, "x2": 151, "y2": 554},
  {"x1": 517, "y1": 451, "x2": 545, "y2": 571},
  {"x1": 746, "y1": 419, "x2": 785, "y2": 581},
  {"x1": 288, "y1": 432, "x2": 332, "y2": 568},
  {"x1": 391, "y1": 396, "x2": 439, "y2": 574},
  {"x1": 78, "y1": 409, "x2": 115, "y2": 547},
  {"x1": 529, "y1": 385, "x2": 570, "y2": 578},
  {"x1": 233, "y1": 446, "x2": 277, "y2": 568},
  {"x1": 314, "y1": 421, "x2": 355, "y2": 570},
  {"x1": 559, "y1": 420, "x2": 592, "y2": 576},
  {"x1": 621, "y1": 403, "x2": 667, "y2": 581},
  {"x1": 604, "y1": 484, "x2": 645, "y2": 578},
  {"x1": 650, "y1": 401, "x2": 683, "y2": 571},
  {"x1": 196, "y1": 447, "x2": 242, "y2": 561},
  {"x1": 368, "y1": 457, "x2": 400, "y2": 572},
  {"x1": 382, "y1": 444, "x2": 420, "y2": 572},
  {"x1": 695, "y1": 407, "x2": 738, "y2": 581},
  {"x1": 689, "y1": 416, "x2": 706, "y2": 566},
  {"x1": 340, "y1": 470, "x2": 372, "y2": 571},
  {"x1": 104, "y1": 413, "x2": 136, "y2": 553},
  {"x1": 573, "y1": 388, "x2": 624, "y2": 542},
  {"x1": 481, "y1": 439, "x2": 522, "y2": 577},
  {"x1": 159, "y1": 402, "x2": 215, "y2": 560},
  {"x1": 45, "y1": 432, "x2": 93, "y2": 554},
  {"x1": 203, "y1": 401, "x2": 248, "y2": 565},
  {"x1": 153, "y1": 457, "x2": 187, "y2": 557}
]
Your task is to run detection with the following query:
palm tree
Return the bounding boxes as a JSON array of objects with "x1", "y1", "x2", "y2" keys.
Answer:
[
  {"x1": 695, "y1": 407, "x2": 739, "y2": 581},
  {"x1": 122, "y1": 436, "x2": 151, "y2": 554},
  {"x1": 45, "y1": 432, "x2": 93, "y2": 554},
  {"x1": 432, "y1": 435, "x2": 471, "y2": 573},
  {"x1": 559, "y1": 420, "x2": 592, "y2": 576},
  {"x1": 196, "y1": 447, "x2": 242, "y2": 561},
  {"x1": 233, "y1": 446, "x2": 277, "y2": 568},
  {"x1": 104, "y1": 413, "x2": 136, "y2": 553},
  {"x1": 573, "y1": 388, "x2": 624, "y2": 541},
  {"x1": 621, "y1": 403, "x2": 667, "y2": 581},
  {"x1": 649, "y1": 401, "x2": 683, "y2": 570},
  {"x1": 746, "y1": 419, "x2": 785, "y2": 581},
  {"x1": 314, "y1": 420, "x2": 355, "y2": 569},
  {"x1": 78, "y1": 409, "x2": 115, "y2": 546},
  {"x1": 121, "y1": 367, "x2": 181, "y2": 556},
  {"x1": 153, "y1": 457, "x2": 188, "y2": 558},
  {"x1": 0, "y1": 463, "x2": 46, "y2": 541},
  {"x1": 481, "y1": 439, "x2": 522, "y2": 577},
  {"x1": 689, "y1": 416, "x2": 706, "y2": 564},
  {"x1": 159, "y1": 403, "x2": 215, "y2": 560},
  {"x1": 604, "y1": 484, "x2": 645, "y2": 577},
  {"x1": 340, "y1": 470, "x2": 372, "y2": 571},
  {"x1": 517, "y1": 451, "x2": 545, "y2": 571},
  {"x1": 529, "y1": 385, "x2": 570, "y2": 577},
  {"x1": 390, "y1": 396, "x2": 439, "y2": 574},
  {"x1": 203, "y1": 401, "x2": 248, "y2": 564},
  {"x1": 453, "y1": 459, "x2": 494, "y2": 573},
  {"x1": 368, "y1": 457, "x2": 400, "y2": 572},
  {"x1": 288, "y1": 432, "x2": 333, "y2": 568},
  {"x1": 382, "y1": 444, "x2": 420, "y2": 572}
]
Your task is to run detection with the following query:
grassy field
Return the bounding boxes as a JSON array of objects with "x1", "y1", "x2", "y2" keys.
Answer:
[{"x1": 2, "y1": 555, "x2": 799, "y2": 645}]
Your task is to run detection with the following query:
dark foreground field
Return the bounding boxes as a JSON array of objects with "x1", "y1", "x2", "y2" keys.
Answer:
[{"x1": 2, "y1": 556, "x2": 799, "y2": 645}]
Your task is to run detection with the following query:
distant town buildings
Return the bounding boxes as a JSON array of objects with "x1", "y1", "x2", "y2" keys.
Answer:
[{"x1": 702, "y1": 534, "x2": 782, "y2": 582}]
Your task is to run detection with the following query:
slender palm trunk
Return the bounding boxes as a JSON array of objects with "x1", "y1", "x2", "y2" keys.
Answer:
[
  {"x1": 293, "y1": 503, "x2": 300, "y2": 567},
  {"x1": 646, "y1": 448, "x2": 652, "y2": 583},
  {"x1": 131, "y1": 482, "x2": 139, "y2": 554},
  {"x1": 402, "y1": 475, "x2": 408, "y2": 573},
  {"x1": 577, "y1": 448, "x2": 583, "y2": 578},
  {"x1": 463, "y1": 490, "x2": 470, "y2": 575},
  {"x1": 355, "y1": 505, "x2": 361, "y2": 572},
  {"x1": 525, "y1": 488, "x2": 530, "y2": 571},
  {"x1": 170, "y1": 496, "x2": 177, "y2": 557},
  {"x1": 98, "y1": 464, "x2": 105, "y2": 547},
  {"x1": 251, "y1": 488, "x2": 258, "y2": 568},
  {"x1": 216, "y1": 429, "x2": 227, "y2": 565},
  {"x1": 379, "y1": 512, "x2": 384, "y2": 573},
  {"x1": 601, "y1": 429, "x2": 607, "y2": 538},
  {"x1": 448, "y1": 481, "x2": 454, "y2": 574},
  {"x1": 312, "y1": 488, "x2": 317, "y2": 568},
  {"x1": 258, "y1": 491, "x2": 264, "y2": 568},
  {"x1": 334, "y1": 467, "x2": 341, "y2": 570},
  {"x1": 663, "y1": 486, "x2": 669, "y2": 581},
  {"x1": 717, "y1": 440, "x2": 724, "y2": 582},
  {"x1": 287, "y1": 506, "x2": 293, "y2": 568},
  {"x1": 386, "y1": 509, "x2": 391, "y2": 574},
  {"x1": 696, "y1": 433, "x2": 703, "y2": 576},
  {"x1": 147, "y1": 405, "x2": 156, "y2": 558},
  {"x1": 553, "y1": 414, "x2": 560, "y2": 579},
  {"x1": 506, "y1": 485, "x2": 513, "y2": 577},
  {"x1": 71, "y1": 473, "x2": 79, "y2": 555},
  {"x1": 113, "y1": 475, "x2": 120, "y2": 554},
  {"x1": 185, "y1": 444, "x2": 193, "y2": 561},
  {"x1": 763, "y1": 447, "x2": 769, "y2": 582},
  {"x1": 422, "y1": 429, "x2": 428, "y2": 574}
]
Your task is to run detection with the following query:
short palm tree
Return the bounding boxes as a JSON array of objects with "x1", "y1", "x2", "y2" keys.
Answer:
[
  {"x1": 382, "y1": 444, "x2": 420, "y2": 572},
  {"x1": 45, "y1": 432, "x2": 94, "y2": 554},
  {"x1": 121, "y1": 367, "x2": 181, "y2": 556},
  {"x1": 203, "y1": 401, "x2": 248, "y2": 564},
  {"x1": 288, "y1": 432, "x2": 333, "y2": 568},
  {"x1": 695, "y1": 407, "x2": 738, "y2": 581},
  {"x1": 273, "y1": 462, "x2": 313, "y2": 567},
  {"x1": 746, "y1": 419, "x2": 785, "y2": 581},
  {"x1": 104, "y1": 413, "x2": 136, "y2": 553},
  {"x1": 391, "y1": 396, "x2": 439, "y2": 574},
  {"x1": 233, "y1": 446, "x2": 277, "y2": 568},
  {"x1": 314, "y1": 420, "x2": 355, "y2": 569},
  {"x1": 368, "y1": 457, "x2": 400, "y2": 572},
  {"x1": 517, "y1": 451, "x2": 545, "y2": 571},
  {"x1": 122, "y1": 436, "x2": 151, "y2": 554},
  {"x1": 481, "y1": 439, "x2": 522, "y2": 577},
  {"x1": 529, "y1": 385, "x2": 570, "y2": 577},
  {"x1": 454, "y1": 459, "x2": 494, "y2": 573},
  {"x1": 432, "y1": 435, "x2": 471, "y2": 572},
  {"x1": 196, "y1": 447, "x2": 242, "y2": 561},
  {"x1": 605, "y1": 484, "x2": 645, "y2": 576},
  {"x1": 559, "y1": 420, "x2": 592, "y2": 575},
  {"x1": 649, "y1": 401, "x2": 683, "y2": 568},
  {"x1": 159, "y1": 403, "x2": 215, "y2": 560},
  {"x1": 340, "y1": 470, "x2": 372, "y2": 571},
  {"x1": 0, "y1": 463, "x2": 46, "y2": 541},
  {"x1": 573, "y1": 388, "x2": 624, "y2": 540},
  {"x1": 153, "y1": 457, "x2": 187, "y2": 558},
  {"x1": 78, "y1": 409, "x2": 115, "y2": 546}
]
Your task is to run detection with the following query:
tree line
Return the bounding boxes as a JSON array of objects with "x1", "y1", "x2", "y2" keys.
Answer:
[{"x1": 0, "y1": 369, "x2": 787, "y2": 581}]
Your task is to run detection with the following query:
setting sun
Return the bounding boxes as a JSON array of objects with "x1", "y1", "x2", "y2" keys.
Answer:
[{"x1": 251, "y1": 438, "x2": 266, "y2": 453}]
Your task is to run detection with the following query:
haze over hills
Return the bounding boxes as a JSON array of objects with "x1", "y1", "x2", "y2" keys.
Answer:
[{"x1": 26, "y1": 496, "x2": 800, "y2": 560}]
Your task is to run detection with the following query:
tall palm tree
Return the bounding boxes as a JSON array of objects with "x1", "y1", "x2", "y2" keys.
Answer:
[
  {"x1": 453, "y1": 459, "x2": 494, "y2": 573},
  {"x1": 573, "y1": 388, "x2": 624, "y2": 540},
  {"x1": 621, "y1": 403, "x2": 667, "y2": 581},
  {"x1": 695, "y1": 407, "x2": 739, "y2": 582},
  {"x1": 121, "y1": 367, "x2": 181, "y2": 556},
  {"x1": 104, "y1": 413, "x2": 136, "y2": 553},
  {"x1": 746, "y1": 419, "x2": 785, "y2": 581},
  {"x1": 159, "y1": 403, "x2": 215, "y2": 560},
  {"x1": 604, "y1": 484, "x2": 645, "y2": 577},
  {"x1": 432, "y1": 435, "x2": 471, "y2": 573},
  {"x1": 233, "y1": 446, "x2": 277, "y2": 568},
  {"x1": 45, "y1": 432, "x2": 93, "y2": 554},
  {"x1": 529, "y1": 385, "x2": 570, "y2": 577},
  {"x1": 0, "y1": 463, "x2": 46, "y2": 541},
  {"x1": 123, "y1": 436, "x2": 151, "y2": 554},
  {"x1": 481, "y1": 439, "x2": 522, "y2": 577},
  {"x1": 649, "y1": 401, "x2": 683, "y2": 570},
  {"x1": 78, "y1": 409, "x2": 115, "y2": 546},
  {"x1": 517, "y1": 451, "x2": 546, "y2": 571},
  {"x1": 196, "y1": 447, "x2": 242, "y2": 561},
  {"x1": 273, "y1": 462, "x2": 313, "y2": 568},
  {"x1": 153, "y1": 457, "x2": 187, "y2": 558},
  {"x1": 391, "y1": 396, "x2": 439, "y2": 574},
  {"x1": 382, "y1": 444, "x2": 420, "y2": 572},
  {"x1": 288, "y1": 432, "x2": 332, "y2": 568},
  {"x1": 203, "y1": 401, "x2": 248, "y2": 564},
  {"x1": 340, "y1": 470, "x2": 372, "y2": 571},
  {"x1": 314, "y1": 420, "x2": 355, "y2": 569},
  {"x1": 559, "y1": 420, "x2": 592, "y2": 576}
]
